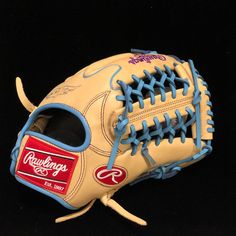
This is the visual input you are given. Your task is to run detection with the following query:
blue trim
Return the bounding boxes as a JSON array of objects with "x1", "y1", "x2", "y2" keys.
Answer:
[
  {"x1": 83, "y1": 64, "x2": 122, "y2": 91},
  {"x1": 11, "y1": 103, "x2": 91, "y2": 173},
  {"x1": 10, "y1": 103, "x2": 91, "y2": 205},
  {"x1": 207, "y1": 127, "x2": 215, "y2": 132},
  {"x1": 131, "y1": 49, "x2": 158, "y2": 54},
  {"x1": 25, "y1": 131, "x2": 89, "y2": 152},
  {"x1": 15, "y1": 176, "x2": 77, "y2": 210},
  {"x1": 15, "y1": 103, "x2": 90, "y2": 151},
  {"x1": 130, "y1": 140, "x2": 213, "y2": 185},
  {"x1": 189, "y1": 60, "x2": 202, "y2": 149}
]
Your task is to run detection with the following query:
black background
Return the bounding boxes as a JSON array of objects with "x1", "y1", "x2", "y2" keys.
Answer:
[{"x1": 0, "y1": 0, "x2": 234, "y2": 235}]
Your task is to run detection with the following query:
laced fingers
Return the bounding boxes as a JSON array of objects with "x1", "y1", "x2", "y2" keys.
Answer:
[{"x1": 107, "y1": 59, "x2": 203, "y2": 170}]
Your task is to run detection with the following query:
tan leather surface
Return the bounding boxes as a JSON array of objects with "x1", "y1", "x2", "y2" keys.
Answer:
[{"x1": 15, "y1": 52, "x2": 213, "y2": 210}]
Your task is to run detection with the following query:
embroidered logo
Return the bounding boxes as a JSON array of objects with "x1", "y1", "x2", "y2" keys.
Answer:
[
  {"x1": 94, "y1": 165, "x2": 127, "y2": 186},
  {"x1": 128, "y1": 54, "x2": 166, "y2": 65},
  {"x1": 46, "y1": 85, "x2": 81, "y2": 99},
  {"x1": 23, "y1": 152, "x2": 68, "y2": 177},
  {"x1": 16, "y1": 137, "x2": 78, "y2": 195}
]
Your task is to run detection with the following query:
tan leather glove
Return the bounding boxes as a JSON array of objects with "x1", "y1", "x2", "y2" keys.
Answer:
[{"x1": 10, "y1": 49, "x2": 214, "y2": 226}]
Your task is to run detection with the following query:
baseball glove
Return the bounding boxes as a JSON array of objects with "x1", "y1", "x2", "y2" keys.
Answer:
[{"x1": 10, "y1": 49, "x2": 214, "y2": 226}]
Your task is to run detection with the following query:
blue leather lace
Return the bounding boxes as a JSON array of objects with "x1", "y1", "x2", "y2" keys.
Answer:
[{"x1": 107, "y1": 51, "x2": 214, "y2": 182}]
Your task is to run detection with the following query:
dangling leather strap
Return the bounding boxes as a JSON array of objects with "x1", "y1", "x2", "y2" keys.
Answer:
[
  {"x1": 16, "y1": 77, "x2": 36, "y2": 112},
  {"x1": 55, "y1": 200, "x2": 96, "y2": 223},
  {"x1": 100, "y1": 194, "x2": 147, "y2": 226}
]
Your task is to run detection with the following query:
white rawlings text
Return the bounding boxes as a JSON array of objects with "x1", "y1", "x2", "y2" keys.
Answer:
[
  {"x1": 23, "y1": 151, "x2": 68, "y2": 177},
  {"x1": 96, "y1": 168, "x2": 123, "y2": 184}
]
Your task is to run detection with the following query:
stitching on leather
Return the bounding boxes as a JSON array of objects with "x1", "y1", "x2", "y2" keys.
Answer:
[
  {"x1": 89, "y1": 144, "x2": 113, "y2": 157},
  {"x1": 128, "y1": 96, "x2": 192, "y2": 120},
  {"x1": 101, "y1": 91, "x2": 114, "y2": 146},
  {"x1": 129, "y1": 100, "x2": 192, "y2": 124},
  {"x1": 82, "y1": 92, "x2": 108, "y2": 115},
  {"x1": 83, "y1": 91, "x2": 121, "y2": 154}
]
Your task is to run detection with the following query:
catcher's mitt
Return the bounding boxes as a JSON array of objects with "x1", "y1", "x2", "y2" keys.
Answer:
[{"x1": 10, "y1": 49, "x2": 214, "y2": 226}]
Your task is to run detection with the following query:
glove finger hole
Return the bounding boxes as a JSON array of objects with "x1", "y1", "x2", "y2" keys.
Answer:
[{"x1": 29, "y1": 108, "x2": 86, "y2": 147}]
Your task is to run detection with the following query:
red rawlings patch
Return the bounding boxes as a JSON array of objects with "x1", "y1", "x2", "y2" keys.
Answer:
[
  {"x1": 94, "y1": 165, "x2": 127, "y2": 186},
  {"x1": 16, "y1": 136, "x2": 78, "y2": 195}
]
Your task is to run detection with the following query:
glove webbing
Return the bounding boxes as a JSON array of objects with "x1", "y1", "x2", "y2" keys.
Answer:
[{"x1": 107, "y1": 60, "x2": 201, "y2": 170}]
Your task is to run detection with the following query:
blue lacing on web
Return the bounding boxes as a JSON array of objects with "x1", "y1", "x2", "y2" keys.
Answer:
[
  {"x1": 131, "y1": 140, "x2": 213, "y2": 184},
  {"x1": 202, "y1": 80, "x2": 215, "y2": 133},
  {"x1": 131, "y1": 48, "x2": 158, "y2": 55},
  {"x1": 189, "y1": 60, "x2": 202, "y2": 149},
  {"x1": 107, "y1": 59, "x2": 193, "y2": 169},
  {"x1": 107, "y1": 51, "x2": 214, "y2": 177}
]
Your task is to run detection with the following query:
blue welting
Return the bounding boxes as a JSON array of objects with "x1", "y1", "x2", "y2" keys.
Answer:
[
  {"x1": 15, "y1": 176, "x2": 77, "y2": 210},
  {"x1": 202, "y1": 78, "x2": 214, "y2": 135},
  {"x1": 83, "y1": 64, "x2": 122, "y2": 91},
  {"x1": 162, "y1": 170, "x2": 181, "y2": 179},
  {"x1": 10, "y1": 103, "x2": 91, "y2": 174},
  {"x1": 189, "y1": 59, "x2": 202, "y2": 149},
  {"x1": 169, "y1": 55, "x2": 185, "y2": 63},
  {"x1": 207, "y1": 110, "x2": 214, "y2": 116},
  {"x1": 172, "y1": 166, "x2": 182, "y2": 171},
  {"x1": 10, "y1": 146, "x2": 20, "y2": 175},
  {"x1": 207, "y1": 120, "x2": 214, "y2": 125},
  {"x1": 207, "y1": 127, "x2": 215, "y2": 133},
  {"x1": 201, "y1": 80, "x2": 208, "y2": 88},
  {"x1": 25, "y1": 131, "x2": 90, "y2": 152},
  {"x1": 31, "y1": 104, "x2": 91, "y2": 152},
  {"x1": 109, "y1": 65, "x2": 123, "y2": 90},
  {"x1": 11, "y1": 146, "x2": 19, "y2": 160},
  {"x1": 10, "y1": 108, "x2": 42, "y2": 175},
  {"x1": 131, "y1": 49, "x2": 158, "y2": 54},
  {"x1": 207, "y1": 101, "x2": 212, "y2": 107},
  {"x1": 205, "y1": 140, "x2": 212, "y2": 150},
  {"x1": 10, "y1": 157, "x2": 17, "y2": 175},
  {"x1": 205, "y1": 90, "x2": 211, "y2": 97}
]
